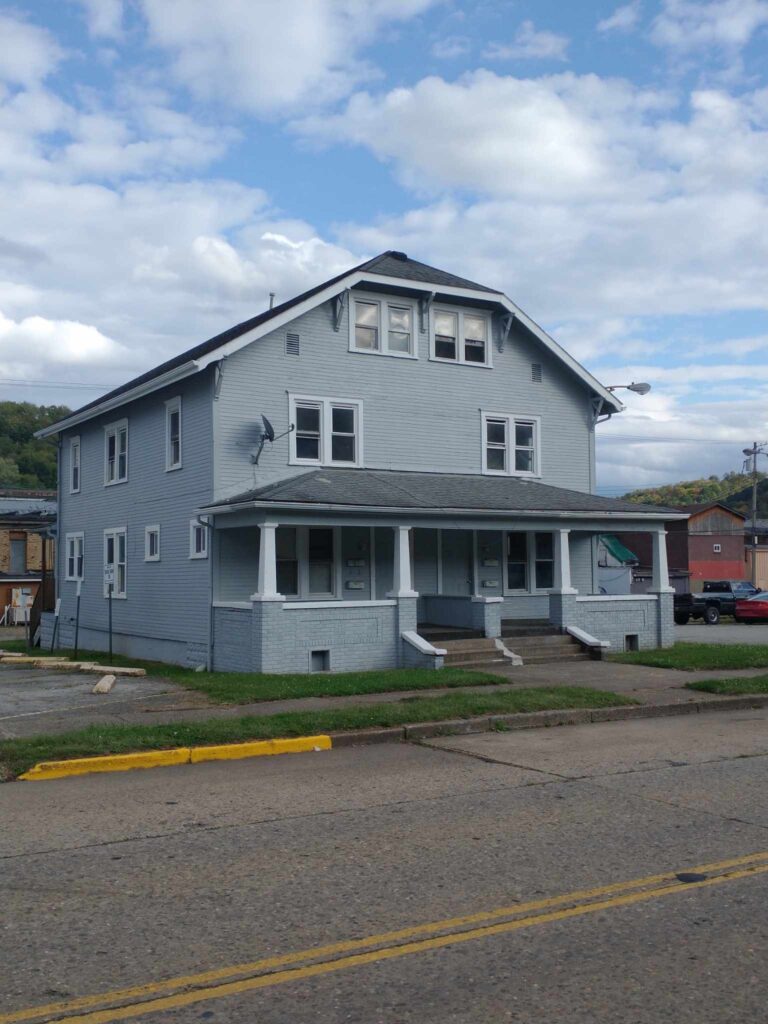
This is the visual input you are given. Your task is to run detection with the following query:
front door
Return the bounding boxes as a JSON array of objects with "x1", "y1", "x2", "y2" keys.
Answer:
[{"x1": 441, "y1": 530, "x2": 473, "y2": 596}]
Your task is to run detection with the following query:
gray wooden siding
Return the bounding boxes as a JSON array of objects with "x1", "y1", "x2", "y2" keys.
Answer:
[
  {"x1": 55, "y1": 371, "x2": 214, "y2": 661},
  {"x1": 216, "y1": 526, "x2": 259, "y2": 601},
  {"x1": 213, "y1": 291, "x2": 595, "y2": 500}
]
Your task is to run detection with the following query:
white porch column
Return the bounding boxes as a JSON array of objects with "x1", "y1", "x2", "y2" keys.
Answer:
[
  {"x1": 651, "y1": 529, "x2": 674, "y2": 592},
  {"x1": 251, "y1": 522, "x2": 283, "y2": 601},
  {"x1": 553, "y1": 528, "x2": 577, "y2": 594},
  {"x1": 392, "y1": 525, "x2": 418, "y2": 598}
]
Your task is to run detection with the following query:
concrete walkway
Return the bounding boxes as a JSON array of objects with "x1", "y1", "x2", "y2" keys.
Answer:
[{"x1": 1, "y1": 657, "x2": 766, "y2": 740}]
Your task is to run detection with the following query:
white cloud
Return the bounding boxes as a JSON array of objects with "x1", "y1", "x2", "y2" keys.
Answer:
[
  {"x1": 138, "y1": 0, "x2": 437, "y2": 115},
  {"x1": 0, "y1": 310, "x2": 136, "y2": 381},
  {"x1": 484, "y1": 21, "x2": 570, "y2": 61},
  {"x1": 431, "y1": 36, "x2": 470, "y2": 60},
  {"x1": 597, "y1": 1, "x2": 643, "y2": 33},
  {"x1": 651, "y1": 0, "x2": 768, "y2": 52},
  {"x1": 0, "y1": 12, "x2": 63, "y2": 86},
  {"x1": 76, "y1": 0, "x2": 125, "y2": 38}
]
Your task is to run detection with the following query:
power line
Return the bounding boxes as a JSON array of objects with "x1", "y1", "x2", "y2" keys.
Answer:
[{"x1": 0, "y1": 379, "x2": 115, "y2": 390}]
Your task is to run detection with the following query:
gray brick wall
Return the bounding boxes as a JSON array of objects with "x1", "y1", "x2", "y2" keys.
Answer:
[{"x1": 572, "y1": 596, "x2": 670, "y2": 651}]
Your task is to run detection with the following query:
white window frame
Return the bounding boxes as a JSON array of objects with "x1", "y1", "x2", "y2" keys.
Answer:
[
  {"x1": 104, "y1": 418, "x2": 128, "y2": 486},
  {"x1": 503, "y1": 531, "x2": 555, "y2": 596},
  {"x1": 189, "y1": 519, "x2": 208, "y2": 560},
  {"x1": 276, "y1": 525, "x2": 342, "y2": 600},
  {"x1": 481, "y1": 412, "x2": 541, "y2": 478},
  {"x1": 65, "y1": 532, "x2": 84, "y2": 581},
  {"x1": 430, "y1": 305, "x2": 493, "y2": 367},
  {"x1": 103, "y1": 527, "x2": 127, "y2": 598},
  {"x1": 349, "y1": 292, "x2": 418, "y2": 359},
  {"x1": 145, "y1": 525, "x2": 161, "y2": 562},
  {"x1": 69, "y1": 436, "x2": 81, "y2": 494},
  {"x1": 288, "y1": 394, "x2": 364, "y2": 468},
  {"x1": 165, "y1": 397, "x2": 182, "y2": 472}
]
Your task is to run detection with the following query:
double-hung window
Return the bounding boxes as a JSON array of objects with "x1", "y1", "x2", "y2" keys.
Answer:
[
  {"x1": 165, "y1": 397, "x2": 182, "y2": 471},
  {"x1": 276, "y1": 526, "x2": 337, "y2": 599},
  {"x1": 290, "y1": 395, "x2": 363, "y2": 467},
  {"x1": 103, "y1": 528, "x2": 126, "y2": 597},
  {"x1": 66, "y1": 533, "x2": 84, "y2": 581},
  {"x1": 505, "y1": 532, "x2": 555, "y2": 593},
  {"x1": 104, "y1": 420, "x2": 128, "y2": 485},
  {"x1": 432, "y1": 307, "x2": 491, "y2": 366},
  {"x1": 351, "y1": 295, "x2": 416, "y2": 357},
  {"x1": 69, "y1": 437, "x2": 81, "y2": 494},
  {"x1": 190, "y1": 520, "x2": 208, "y2": 559},
  {"x1": 482, "y1": 413, "x2": 540, "y2": 476}
]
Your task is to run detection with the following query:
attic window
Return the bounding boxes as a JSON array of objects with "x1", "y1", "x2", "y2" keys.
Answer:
[
  {"x1": 286, "y1": 333, "x2": 300, "y2": 356},
  {"x1": 350, "y1": 294, "x2": 416, "y2": 358},
  {"x1": 531, "y1": 363, "x2": 542, "y2": 383}
]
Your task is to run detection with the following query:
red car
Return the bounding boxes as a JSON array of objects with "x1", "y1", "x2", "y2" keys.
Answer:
[{"x1": 735, "y1": 592, "x2": 768, "y2": 623}]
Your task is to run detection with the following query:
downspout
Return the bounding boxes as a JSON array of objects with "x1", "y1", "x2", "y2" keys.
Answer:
[{"x1": 196, "y1": 513, "x2": 214, "y2": 671}]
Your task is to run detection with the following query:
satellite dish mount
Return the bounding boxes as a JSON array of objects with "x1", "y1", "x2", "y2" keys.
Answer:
[{"x1": 251, "y1": 414, "x2": 294, "y2": 465}]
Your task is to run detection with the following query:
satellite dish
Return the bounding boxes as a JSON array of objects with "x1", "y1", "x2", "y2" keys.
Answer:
[
  {"x1": 261, "y1": 415, "x2": 275, "y2": 442},
  {"x1": 250, "y1": 413, "x2": 294, "y2": 464}
]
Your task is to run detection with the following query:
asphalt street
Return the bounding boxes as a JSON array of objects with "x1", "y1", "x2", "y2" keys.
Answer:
[{"x1": 2, "y1": 708, "x2": 768, "y2": 1023}]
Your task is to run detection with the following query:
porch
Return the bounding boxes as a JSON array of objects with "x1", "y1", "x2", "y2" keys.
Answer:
[{"x1": 209, "y1": 517, "x2": 676, "y2": 674}]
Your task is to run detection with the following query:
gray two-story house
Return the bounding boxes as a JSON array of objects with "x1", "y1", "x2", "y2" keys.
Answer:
[{"x1": 39, "y1": 252, "x2": 681, "y2": 672}]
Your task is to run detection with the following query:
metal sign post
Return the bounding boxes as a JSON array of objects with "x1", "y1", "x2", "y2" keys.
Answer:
[
  {"x1": 50, "y1": 598, "x2": 61, "y2": 652},
  {"x1": 104, "y1": 566, "x2": 115, "y2": 665},
  {"x1": 73, "y1": 580, "x2": 82, "y2": 660}
]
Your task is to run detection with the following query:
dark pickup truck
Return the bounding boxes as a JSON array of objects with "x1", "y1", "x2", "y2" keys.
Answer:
[{"x1": 674, "y1": 580, "x2": 760, "y2": 625}]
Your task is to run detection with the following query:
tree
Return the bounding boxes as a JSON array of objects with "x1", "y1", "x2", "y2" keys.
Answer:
[{"x1": 0, "y1": 402, "x2": 71, "y2": 489}]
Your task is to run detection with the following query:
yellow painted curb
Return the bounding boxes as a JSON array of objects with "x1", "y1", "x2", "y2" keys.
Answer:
[
  {"x1": 18, "y1": 735, "x2": 333, "y2": 781},
  {"x1": 190, "y1": 735, "x2": 332, "y2": 763},
  {"x1": 19, "y1": 748, "x2": 191, "y2": 781}
]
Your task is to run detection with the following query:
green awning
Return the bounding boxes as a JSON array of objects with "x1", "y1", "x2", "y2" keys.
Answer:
[{"x1": 600, "y1": 534, "x2": 638, "y2": 565}]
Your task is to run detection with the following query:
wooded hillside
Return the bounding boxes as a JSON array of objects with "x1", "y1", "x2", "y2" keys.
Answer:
[
  {"x1": 624, "y1": 471, "x2": 768, "y2": 517},
  {"x1": 0, "y1": 402, "x2": 70, "y2": 490}
]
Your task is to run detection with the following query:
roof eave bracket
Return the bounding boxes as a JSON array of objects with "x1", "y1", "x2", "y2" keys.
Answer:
[
  {"x1": 331, "y1": 290, "x2": 348, "y2": 332},
  {"x1": 419, "y1": 292, "x2": 436, "y2": 333},
  {"x1": 498, "y1": 313, "x2": 515, "y2": 353}
]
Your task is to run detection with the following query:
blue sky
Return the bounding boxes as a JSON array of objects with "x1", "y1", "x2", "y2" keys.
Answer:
[{"x1": 1, "y1": 0, "x2": 767, "y2": 493}]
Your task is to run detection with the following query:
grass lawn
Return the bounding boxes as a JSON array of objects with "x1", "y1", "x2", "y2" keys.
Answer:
[
  {"x1": 0, "y1": 640, "x2": 513, "y2": 704},
  {"x1": 0, "y1": 686, "x2": 632, "y2": 779},
  {"x1": 685, "y1": 677, "x2": 768, "y2": 695},
  {"x1": 609, "y1": 642, "x2": 768, "y2": 671}
]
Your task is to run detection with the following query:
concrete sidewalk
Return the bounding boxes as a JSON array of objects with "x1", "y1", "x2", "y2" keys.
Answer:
[{"x1": 1, "y1": 657, "x2": 766, "y2": 740}]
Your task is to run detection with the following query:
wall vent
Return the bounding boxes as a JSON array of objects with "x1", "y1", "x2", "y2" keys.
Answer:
[
  {"x1": 531, "y1": 362, "x2": 542, "y2": 383},
  {"x1": 286, "y1": 333, "x2": 300, "y2": 356}
]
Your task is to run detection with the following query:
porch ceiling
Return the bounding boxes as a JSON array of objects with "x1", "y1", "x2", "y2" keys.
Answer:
[{"x1": 203, "y1": 469, "x2": 684, "y2": 521}]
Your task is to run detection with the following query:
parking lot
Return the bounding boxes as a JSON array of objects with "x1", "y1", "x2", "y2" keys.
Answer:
[{"x1": 676, "y1": 621, "x2": 768, "y2": 645}]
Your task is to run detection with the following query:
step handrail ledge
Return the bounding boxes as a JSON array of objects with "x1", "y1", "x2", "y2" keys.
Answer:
[
  {"x1": 494, "y1": 637, "x2": 523, "y2": 666},
  {"x1": 566, "y1": 625, "x2": 611, "y2": 648},
  {"x1": 403, "y1": 631, "x2": 447, "y2": 657}
]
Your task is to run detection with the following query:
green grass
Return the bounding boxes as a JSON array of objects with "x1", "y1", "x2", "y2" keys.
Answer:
[
  {"x1": 685, "y1": 676, "x2": 768, "y2": 695},
  {"x1": 609, "y1": 642, "x2": 768, "y2": 671},
  {"x1": 0, "y1": 640, "x2": 512, "y2": 704},
  {"x1": 0, "y1": 686, "x2": 632, "y2": 779}
]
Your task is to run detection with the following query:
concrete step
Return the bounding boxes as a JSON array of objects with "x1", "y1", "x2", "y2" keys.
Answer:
[
  {"x1": 419, "y1": 627, "x2": 484, "y2": 642},
  {"x1": 436, "y1": 637, "x2": 500, "y2": 653},
  {"x1": 501, "y1": 625, "x2": 561, "y2": 637},
  {"x1": 503, "y1": 634, "x2": 575, "y2": 648},
  {"x1": 520, "y1": 651, "x2": 591, "y2": 664},
  {"x1": 444, "y1": 657, "x2": 509, "y2": 669}
]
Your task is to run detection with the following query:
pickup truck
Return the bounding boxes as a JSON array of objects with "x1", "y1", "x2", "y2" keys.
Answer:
[{"x1": 674, "y1": 580, "x2": 760, "y2": 625}]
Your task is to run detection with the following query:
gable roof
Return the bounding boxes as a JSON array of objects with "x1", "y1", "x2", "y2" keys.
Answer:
[
  {"x1": 675, "y1": 501, "x2": 746, "y2": 519},
  {"x1": 38, "y1": 250, "x2": 622, "y2": 437},
  {"x1": 202, "y1": 468, "x2": 682, "y2": 519}
]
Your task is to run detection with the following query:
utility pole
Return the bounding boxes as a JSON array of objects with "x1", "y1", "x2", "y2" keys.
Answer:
[{"x1": 742, "y1": 442, "x2": 768, "y2": 586}]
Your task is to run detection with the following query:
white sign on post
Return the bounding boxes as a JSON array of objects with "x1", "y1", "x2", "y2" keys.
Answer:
[{"x1": 103, "y1": 565, "x2": 115, "y2": 588}]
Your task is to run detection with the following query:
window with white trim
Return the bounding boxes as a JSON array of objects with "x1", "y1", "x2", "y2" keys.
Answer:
[
  {"x1": 165, "y1": 397, "x2": 182, "y2": 471},
  {"x1": 189, "y1": 520, "x2": 208, "y2": 559},
  {"x1": 104, "y1": 420, "x2": 128, "y2": 485},
  {"x1": 482, "y1": 413, "x2": 540, "y2": 476},
  {"x1": 505, "y1": 532, "x2": 555, "y2": 593},
  {"x1": 289, "y1": 395, "x2": 362, "y2": 467},
  {"x1": 432, "y1": 307, "x2": 491, "y2": 366},
  {"x1": 69, "y1": 437, "x2": 81, "y2": 494},
  {"x1": 145, "y1": 525, "x2": 160, "y2": 561},
  {"x1": 103, "y1": 528, "x2": 126, "y2": 597},
  {"x1": 276, "y1": 526, "x2": 337, "y2": 599},
  {"x1": 65, "y1": 532, "x2": 84, "y2": 581},
  {"x1": 351, "y1": 295, "x2": 416, "y2": 357}
]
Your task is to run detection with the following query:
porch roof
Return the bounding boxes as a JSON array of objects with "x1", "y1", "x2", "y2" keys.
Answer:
[{"x1": 204, "y1": 469, "x2": 683, "y2": 520}]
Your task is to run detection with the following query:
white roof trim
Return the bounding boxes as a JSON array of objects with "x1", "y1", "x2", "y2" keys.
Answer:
[{"x1": 37, "y1": 265, "x2": 623, "y2": 436}]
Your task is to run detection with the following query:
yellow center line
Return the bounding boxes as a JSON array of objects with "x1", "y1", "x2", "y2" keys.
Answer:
[{"x1": 5, "y1": 850, "x2": 768, "y2": 1024}]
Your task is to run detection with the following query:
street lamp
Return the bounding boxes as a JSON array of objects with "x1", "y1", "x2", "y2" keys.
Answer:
[
  {"x1": 742, "y1": 442, "x2": 768, "y2": 586},
  {"x1": 605, "y1": 382, "x2": 652, "y2": 395}
]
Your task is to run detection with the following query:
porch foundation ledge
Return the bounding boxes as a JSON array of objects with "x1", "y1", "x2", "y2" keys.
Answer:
[
  {"x1": 575, "y1": 594, "x2": 658, "y2": 602},
  {"x1": 470, "y1": 596, "x2": 504, "y2": 603},
  {"x1": 282, "y1": 599, "x2": 397, "y2": 610}
]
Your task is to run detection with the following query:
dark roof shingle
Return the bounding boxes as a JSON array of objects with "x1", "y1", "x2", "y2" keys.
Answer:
[{"x1": 211, "y1": 469, "x2": 679, "y2": 517}]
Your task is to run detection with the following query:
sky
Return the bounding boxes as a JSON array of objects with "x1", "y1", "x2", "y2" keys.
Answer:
[{"x1": 1, "y1": 0, "x2": 768, "y2": 495}]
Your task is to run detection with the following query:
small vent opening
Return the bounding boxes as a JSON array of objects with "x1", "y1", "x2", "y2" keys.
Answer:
[
  {"x1": 625, "y1": 634, "x2": 640, "y2": 652},
  {"x1": 286, "y1": 333, "x2": 300, "y2": 356},
  {"x1": 310, "y1": 649, "x2": 330, "y2": 672},
  {"x1": 531, "y1": 362, "x2": 542, "y2": 383}
]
